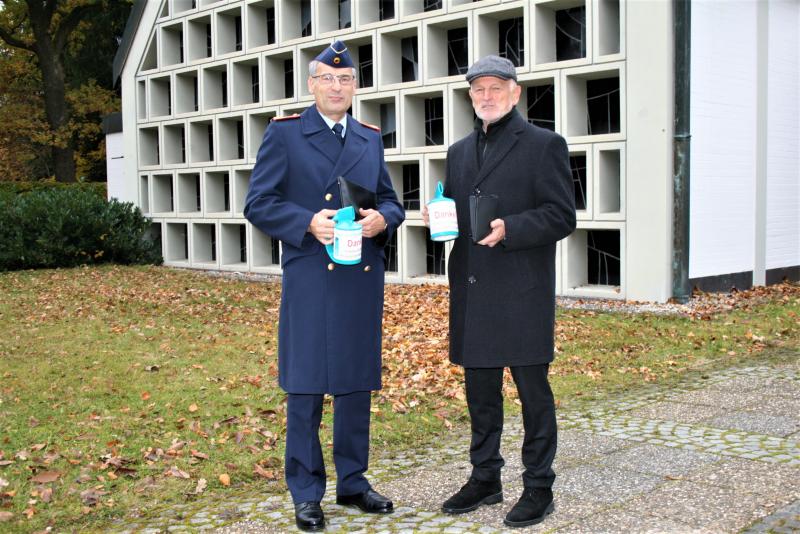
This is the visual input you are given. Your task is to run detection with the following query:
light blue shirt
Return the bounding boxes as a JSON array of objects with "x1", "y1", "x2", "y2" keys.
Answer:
[{"x1": 318, "y1": 110, "x2": 347, "y2": 139}]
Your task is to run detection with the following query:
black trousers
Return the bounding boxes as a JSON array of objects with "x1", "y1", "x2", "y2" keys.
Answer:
[{"x1": 465, "y1": 364, "x2": 556, "y2": 489}]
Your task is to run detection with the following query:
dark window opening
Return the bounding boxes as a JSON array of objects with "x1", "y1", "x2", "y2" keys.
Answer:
[
  {"x1": 401, "y1": 36, "x2": 418, "y2": 82},
  {"x1": 586, "y1": 77, "x2": 620, "y2": 135},
  {"x1": 271, "y1": 237, "x2": 281, "y2": 265},
  {"x1": 425, "y1": 97, "x2": 444, "y2": 146},
  {"x1": 556, "y1": 7, "x2": 586, "y2": 61},
  {"x1": 180, "y1": 128, "x2": 186, "y2": 163},
  {"x1": 195, "y1": 175, "x2": 201, "y2": 212},
  {"x1": 193, "y1": 77, "x2": 198, "y2": 111},
  {"x1": 251, "y1": 65, "x2": 260, "y2": 103},
  {"x1": 424, "y1": 0, "x2": 443, "y2": 12},
  {"x1": 239, "y1": 225, "x2": 247, "y2": 263},
  {"x1": 206, "y1": 24, "x2": 212, "y2": 57},
  {"x1": 178, "y1": 30, "x2": 184, "y2": 62},
  {"x1": 426, "y1": 240, "x2": 446, "y2": 275},
  {"x1": 402, "y1": 164, "x2": 420, "y2": 211},
  {"x1": 284, "y1": 59, "x2": 294, "y2": 98},
  {"x1": 380, "y1": 103, "x2": 396, "y2": 149},
  {"x1": 358, "y1": 44, "x2": 373, "y2": 88},
  {"x1": 587, "y1": 230, "x2": 620, "y2": 286},
  {"x1": 570, "y1": 155, "x2": 587, "y2": 210},
  {"x1": 220, "y1": 71, "x2": 227, "y2": 107},
  {"x1": 266, "y1": 8, "x2": 276, "y2": 44},
  {"x1": 379, "y1": 0, "x2": 394, "y2": 21},
  {"x1": 499, "y1": 17, "x2": 524, "y2": 67},
  {"x1": 384, "y1": 232, "x2": 398, "y2": 271},
  {"x1": 206, "y1": 124, "x2": 213, "y2": 161},
  {"x1": 235, "y1": 16, "x2": 242, "y2": 52},
  {"x1": 209, "y1": 226, "x2": 217, "y2": 262},
  {"x1": 301, "y1": 0, "x2": 312, "y2": 37},
  {"x1": 447, "y1": 27, "x2": 469, "y2": 76},
  {"x1": 339, "y1": 0, "x2": 351, "y2": 29},
  {"x1": 223, "y1": 173, "x2": 230, "y2": 212},
  {"x1": 526, "y1": 84, "x2": 555, "y2": 131},
  {"x1": 237, "y1": 121, "x2": 244, "y2": 159}
]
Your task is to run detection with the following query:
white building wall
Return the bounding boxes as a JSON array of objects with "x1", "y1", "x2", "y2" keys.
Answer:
[
  {"x1": 105, "y1": 132, "x2": 132, "y2": 202},
  {"x1": 766, "y1": 0, "x2": 800, "y2": 271},
  {"x1": 624, "y1": 0, "x2": 673, "y2": 302},
  {"x1": 689, "y1": 0, "x2": 758, "y2": 280}
]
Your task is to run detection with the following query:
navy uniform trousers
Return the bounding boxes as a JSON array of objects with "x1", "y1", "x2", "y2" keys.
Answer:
[{"x1": 286, "y1": 391, "x2": 372, "y2": 503}]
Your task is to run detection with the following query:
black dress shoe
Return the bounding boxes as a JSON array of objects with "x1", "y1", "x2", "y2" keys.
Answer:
[
  {"x1": 504, "y1": 487, "x2": 554, "y2": 528},
  {"x1": 441, "y1": 477, "x2": 503, "y2": 514},
  {"x1": 336, "y1": 488, "x2": 394, "y2": 514},
  {"x1": 294, "y1": 501, "x2": 325, "y2": 531}
]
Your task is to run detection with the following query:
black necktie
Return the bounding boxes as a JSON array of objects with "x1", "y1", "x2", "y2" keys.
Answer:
[{"x1": 332, "y1": 123, "x2": 344, "y2": 145}]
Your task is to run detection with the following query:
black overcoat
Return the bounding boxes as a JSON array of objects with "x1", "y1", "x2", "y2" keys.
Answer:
[
  {"x1": 244, "y1": 105, "x2": 405, "y2": 394},
  {"x1": 445, "y1": 110, "x2": 576, "y2": 368}
]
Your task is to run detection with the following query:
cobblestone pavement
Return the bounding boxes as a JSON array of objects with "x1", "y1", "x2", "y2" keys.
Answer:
[{"x1": 114, "y1": 358, "x2": 800, "y2": 533}]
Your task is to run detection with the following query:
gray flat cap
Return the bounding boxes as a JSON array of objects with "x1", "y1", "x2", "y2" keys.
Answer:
[{"x1": 465, "y1": 55, "x2": 517, "y2": 83}]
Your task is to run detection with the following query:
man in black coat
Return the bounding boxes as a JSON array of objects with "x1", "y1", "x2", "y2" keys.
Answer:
[{"x1": 424, "y1": 55, "x2": 576, "y2": 528}]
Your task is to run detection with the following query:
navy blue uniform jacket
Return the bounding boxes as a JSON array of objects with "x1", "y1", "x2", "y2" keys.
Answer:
[{"x1": 244, "y1": 105, "x2": 405, "y2": 395}]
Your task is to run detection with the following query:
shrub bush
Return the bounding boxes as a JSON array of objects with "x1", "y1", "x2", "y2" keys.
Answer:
[{"x1": 0, "y1": 187, "x2": 162, "y2": 270}]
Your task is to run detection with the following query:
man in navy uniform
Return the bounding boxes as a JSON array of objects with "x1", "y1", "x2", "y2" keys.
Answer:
[{"x1": 244, "y1": 41, "x2": 404, "y2": 531}]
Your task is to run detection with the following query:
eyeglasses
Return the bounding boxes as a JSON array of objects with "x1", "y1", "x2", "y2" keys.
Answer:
[{"x1": 311, "y1": 73, "x2": 356, "y2": 86}]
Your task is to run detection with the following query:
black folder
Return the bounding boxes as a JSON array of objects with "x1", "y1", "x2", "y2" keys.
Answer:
[
  {"x1": 469, "y1": 194, "x2": 499, "y2": 243},
  {"x1": 337, "y1": 176, "x2": 376, "y2": 220}
]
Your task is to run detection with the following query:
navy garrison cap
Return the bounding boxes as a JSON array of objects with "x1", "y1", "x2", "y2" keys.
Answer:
[
  {"x1": 314, "y1": 40, "x2": 354, "y2": 69},
  {"x1": 466, "y1": 55, "x2": 517, "y2": 83}
]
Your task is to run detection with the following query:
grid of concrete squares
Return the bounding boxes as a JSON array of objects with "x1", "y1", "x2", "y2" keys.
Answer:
[{"x1": 136, "y1": 0, "x2": 626, "y2": 297}]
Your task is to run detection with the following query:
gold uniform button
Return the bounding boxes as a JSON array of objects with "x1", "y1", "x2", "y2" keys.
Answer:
[
  {"x1": 324, "y1": 193, "x2": 333, "y2": 201},
  {"x1": 327, "y1": 263, "x2": 335, "y2": 271},
  {"x1": 364, "y1": 265, "x2": 371, "y2": 272}
]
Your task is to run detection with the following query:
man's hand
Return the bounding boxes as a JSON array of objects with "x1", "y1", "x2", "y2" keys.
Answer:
[
  {"x1": 477, "y1": 218, "x2": 505, "y2": 247},
  {"x1": 308, "y1": 209, "x2": 337, "y2": 245},
  {"x1": 359, "y1": 208, "x2": 387, "y2": 238},
  {"x1": 422, "y1": 204, "x2": 430, "y2": 227}
]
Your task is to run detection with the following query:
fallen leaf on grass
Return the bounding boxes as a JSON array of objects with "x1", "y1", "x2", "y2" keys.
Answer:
[
  {"x1": 191, "y1": 478, "x2": 207, "y2": 495},
  {"x1": 253, "y1": 464, "x2": 276, "y2": 480},
  {"x1": 188, "y1": 403, "x2": 199, "y2": 413},
  {"x1": 190, "y1": 450, "x2": 209, "y2": 460},
  {"x1": 165, "y1": 466, "x2": 190, "y2": 479},
  {"x1": 80, "y1": 487, "x2": 108, "y2": 506},
  {"x1": 30, "y1": 471, "x2": 60, "y2": 484},
  {"x1": 39, "y1": 487, "x2": 53, "y2": 503},
  {"x1": 0, "y1": 511, "x2": 12, "y2": 521},
  {"x1": 0, "y1": 478, "x2": 8, "y2": 488},
  {"x1": 141, "y1": 391, "x2": 151, "y2": 401},
  {"x1": 219, "y1": 473, "x2": 231, "y2": 486}
]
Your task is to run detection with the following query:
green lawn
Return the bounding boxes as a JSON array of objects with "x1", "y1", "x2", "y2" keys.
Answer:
[{"x1": 0, "y1": 265, "x2": 797, "y2": 531}]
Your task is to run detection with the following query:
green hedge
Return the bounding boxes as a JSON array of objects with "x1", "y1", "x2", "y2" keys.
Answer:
[
  {"x1": 0, "y1": 180, "x2": 106, "y2": 197},
  {"x1": 0, "y1": 186, "x2": 162, "y2": 270}
]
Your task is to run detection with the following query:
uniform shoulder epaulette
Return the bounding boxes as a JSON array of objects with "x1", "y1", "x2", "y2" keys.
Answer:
[
  {"x1": 271, "y1": 114, "x2": 300, "y2": 122},
  {"x1": 358, "y1": 120, "x2": 381, "y2": 132}
]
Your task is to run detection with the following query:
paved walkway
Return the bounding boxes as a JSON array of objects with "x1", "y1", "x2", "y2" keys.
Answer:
[{"x1": 117, "y1": 357, "x2": 800, "y2": 533}]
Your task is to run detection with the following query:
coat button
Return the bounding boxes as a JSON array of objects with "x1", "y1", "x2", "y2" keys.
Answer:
[
  {"x1": 327, "y1": 263, "x2": 335, "y2": 271},
  {"x1": 474, "y1": 188, "x2": 481, "y2": 195},
  {"x1": 324, "y1": 193, "x2": 333, "y2": 201},
  {"x1": 364, "y1": 265, "x2": 371, "y2": 272},
  {"x1": 468, "y1": 275, "x2": 476, "y2": 284}
]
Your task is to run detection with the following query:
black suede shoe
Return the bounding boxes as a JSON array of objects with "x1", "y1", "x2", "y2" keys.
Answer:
[
  {"x1": 294, "y1": 501, "x2": 324, "y2": 531},
  {"x1": 504, "y1": 487, "x2": 554, "y2": 528},
  {"x1": 336, "y1": 488, "x2": 394, "y2": 514},
  {"x1": 441, "y1": 477, "x2": 503, "y2": 514}
]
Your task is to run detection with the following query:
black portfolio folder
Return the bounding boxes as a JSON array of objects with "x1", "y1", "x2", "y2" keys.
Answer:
[
  {"x1": 337, "y1": 176, "x2": 377, "y2": 220},
  {"x1": 469, "y1": 194, "x2": 498, "y2": 243}
]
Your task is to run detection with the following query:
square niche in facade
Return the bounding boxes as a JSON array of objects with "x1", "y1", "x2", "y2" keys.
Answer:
[
  {"x1": 264, "y1": 50, "x2": 295, "y2": 102},
  {"x1": 424, "y1": 16, "x2": 470, "y2": 80},
  {"x1": 318, "y1": 0, "x2": 353, "y2": 33},
  {"x1": 357, "y1": 94, "x2": 399, "y2": 151},
  {"x1": 281, "y1": 0, "x2": 313, "y2": 42},
  {"x1": 565, "y1": 67, "x2": 622, "y2": 138},
  {"x1": 534, "y1": 0, "x2": 587, "y2": 66},
  {"x1": 192, "y1": 222, "x2": 217, "y2": 265},
  {"x1": 378, "y1": 24, "x2": 420, "y2": 87},
  {"x1": 188, "y1": 119, "x2": 214, "y2": 163},
  {"x1": 175, "y1": 69, "x2": 199, "y2": 114},
  {"x1": 402, "y1": 89, "x2": 445, "y2": 149},
  {"x1": 160, "y1": 22, "x2": 184, "y2": 67},
  {"x1": 475, "y1": 6, "x2": 527, "y2": 69},
  {"x1": 166, "y1": 223, "x2": 189, "y2": 263},
  {"x1": 186, "y1": 14, "x2": 212, "y2": 62},
  {"x1": 385, "y1": 157, "x2": 421, "y2": 212},
  {"x1": 518, "y1": 76, "x2": 557, "y2": 132},
  {"x1": 177, "y1": 172, "x2": 201, "y2": 214},
  {"x1": 202, "y1": 64, "x2": 229, "y2": 111},
  {"x1": 215, "y1": 6, "x2": 243, "y2": 56},
  {"x1": 149, "y1": 75, "x2": 171, "y2": 118},
  {"x1": 232, "y1": 57, "x2": 260, "y2": 106},
  {"x1": 246, "y1": 0, "x2": 276, "y2": 50},
  {"x1": 252, "y1": 226, "x2": 281, "y2": 270},
  {"x1": 401, "y1": 0, "x2": 444, "y2": 19},
  {"x1": 357, "y1": 0, "x2": 396, "y2": 26}
]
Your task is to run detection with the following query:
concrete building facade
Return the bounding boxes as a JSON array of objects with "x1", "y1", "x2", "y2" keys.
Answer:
[{"x1": 111, "y1": 0, "x2": 800, "y2": 302}]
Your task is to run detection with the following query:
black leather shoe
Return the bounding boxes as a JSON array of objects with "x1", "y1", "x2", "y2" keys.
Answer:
[
  {"x1": 294, "y1": 501, "x2": 325, "y2": 531},
  {"x1": 441, "y1": 477, "x2": 503, "y2": 514},
  {"x1": 504, "y1": 487, "x2": 554, "y2": 528},
  {"x1": 336, "y1": 488, "x2": 394, "y2": 514}
]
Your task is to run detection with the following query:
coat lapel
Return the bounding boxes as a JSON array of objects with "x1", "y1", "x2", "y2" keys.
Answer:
[
  {"x1": 301, "y1": 106, "x2": 341, "y2": 166},
  {"x1": 473, "y1": 112, "x2": 525, "y2": 188},
  {"x1": 327, "y1": 116, "x2": 369, "y2": 188}
]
